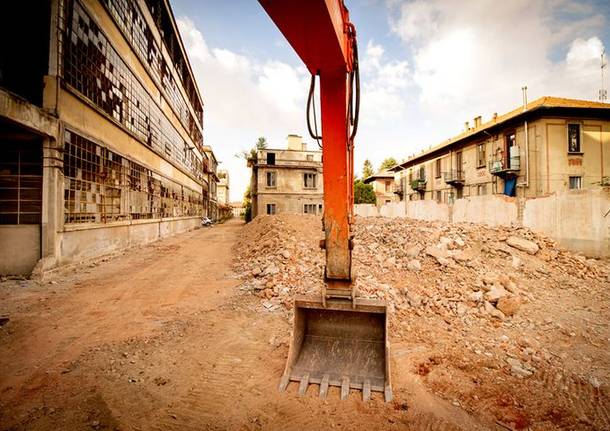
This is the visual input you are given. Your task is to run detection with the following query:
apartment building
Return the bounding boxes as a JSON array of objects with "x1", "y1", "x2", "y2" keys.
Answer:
[
  {"x1": 363, "y1": 171, "x2": 397, "y2": 206},
  {"x1": 249, "y1": 135, "x2": 323, "y2": 218},
  {"x1": 393, "y1": 97, "x2": 610, "y2": 203},
  {"x1": 217, "y1": 170, "x2": 230, "y2": 206},
  {"x1": 203, "y1": 145, "x2": 219, "y2": 220},
  {"x1": 0, "y1": 0, "x2": 210, "y2": 275}
]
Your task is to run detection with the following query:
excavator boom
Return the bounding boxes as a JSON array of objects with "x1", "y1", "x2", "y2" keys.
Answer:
[{"x1": 259, "y1": 0, "x2": 392, "y2": 402}]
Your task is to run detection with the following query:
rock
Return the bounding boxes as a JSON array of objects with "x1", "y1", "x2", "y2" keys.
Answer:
[
  {"x1": 264, "y1": 264, "x2": 279, "y2": 276},
  {"x1": 511, "y1": 255, "x2": 522, "y2": 269},
  {"x1": 506, "y1": 236, "x2": 539, "y2": 255},
  {"x1": 454, "y1": 237, "x2": 465, "y2": 247},
  {"x1": 425, "y1": 245, "x2": 449, "y2": 261},
  {"x1": 485, "y1": 286, "x2": 509, "y2": 303},
  {"x1": 456, "y1": 303, "x2": 468, "y2": 316},
  {"x1": 280, "y1": 250, "x2": 291, "y2": 259},
  {"x1": 496, "y1": 296, "x2": 521, "y2": 316},
  {"x1": 588, "y1": 376, "x2": 602, "y2": 389},
  {"x1": 405, "y1": 245, "x2": 421, "y2": 258},
  {"x1": 407, "y1": 293, "x2": 423, "y2": 308},
  {"x1": 469, "y1": 291, "x2": 483, "y2": 302},
  {"x1": 507, "y1": 357, "x2": 533, "y2": 378},
  {"x1": 406, "y1": 259, "x2": 421, "y2": 272},
  {"x1": 251, "y1": 267, "x2": 262, "y2": 277}
]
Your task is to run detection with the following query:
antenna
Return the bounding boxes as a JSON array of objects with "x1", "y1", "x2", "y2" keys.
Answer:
[{"x1": 600, "y1": 49, "x2": 608, "y2": 102}]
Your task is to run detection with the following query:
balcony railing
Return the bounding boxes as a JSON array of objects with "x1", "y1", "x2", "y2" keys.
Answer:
[
  {"x1": 393, "y1": 183, "x2": 404, "y2": 196},
  {"x1": 410, "y1": 179, "x2": 427, "y2": 191},
  {"x1": 488, "y1": 155, "x2": 520, "y2": 176},
  {"x1": 444, "y1": 170, "x2": 465, "y2": 186}
]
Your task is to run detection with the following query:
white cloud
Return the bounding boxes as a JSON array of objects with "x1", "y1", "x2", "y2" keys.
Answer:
[
  {"x1": 387, "y1": 0, "x2": 607, "y2": 157},
  {"x1": 177, "y1": 18, "x2": 309, "y2": 201}
]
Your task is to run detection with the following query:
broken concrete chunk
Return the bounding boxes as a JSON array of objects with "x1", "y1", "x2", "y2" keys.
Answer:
[
  {"x1": 496, "y1": 296, "x2": 521, "y2": 316},
  {"x1": 406, "y1": 259, "x2": 421, "y2": 272},
  {"x1": 506, "y1": 236, "x2": 539, "y2": 255},
  {"x1": 485, "y1": 286, "x2": 509, "y2": 303}
]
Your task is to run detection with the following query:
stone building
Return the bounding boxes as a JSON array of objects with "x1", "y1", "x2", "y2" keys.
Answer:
[
  {"x1": 0, "y1": 0, "x2": 211, "y2": 275},
  {"x1": 363, "y1": 171, "x2": 397, "y2": 206},
  {"x1": 249, "y1": 135, "x2": 323, "y2": 217},
  {"x1": 203, "y1": 145, "x2": 219, "y2": 220},
  {"x1": 393, "y1": 97, "x2": 610, "y2": 204},
  {"x1": 217, "y1": 170, "x2": 230, "y2": 206}
]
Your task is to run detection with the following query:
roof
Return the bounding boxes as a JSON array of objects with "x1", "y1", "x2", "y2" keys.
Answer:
[
  {"x1": 363, "y1": 170, "x2": 395, "y2": 184},
  {"x1": 398, "y1": 96, "x2": 610, "y2": 170}
]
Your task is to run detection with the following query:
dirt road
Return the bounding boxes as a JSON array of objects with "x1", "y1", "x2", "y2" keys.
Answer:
[{"x1": 1, "y1": 218, "x2": 606, "y2": 430}]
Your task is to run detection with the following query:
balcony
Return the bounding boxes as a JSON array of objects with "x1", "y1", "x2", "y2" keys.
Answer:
[
  {"x1": 488, "y1": 156, "x2": 520, "y2": 177},
  {"x1": 393, "y1": 183, "x2": 404, "y2": 196},
  {"x1": 410, "y1": 178, "x2": 427, "y2": 192},
  {"x1": 444, "y1": 170, "x2": 465, "y2": 187}
]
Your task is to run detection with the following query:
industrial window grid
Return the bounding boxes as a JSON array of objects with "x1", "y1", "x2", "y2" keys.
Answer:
[
  {"x1": 59, "y1": 1, "x2": 203, "y2": 183},
  {"x1": 63, "y1": 130, "x2": 203, "y2": 224},
  {"x1": 0, "y1": 141, "x2": 43, "y2": 225},
  {"x1": 98, "y1": 0, "x2": 204, "y2": 134}
]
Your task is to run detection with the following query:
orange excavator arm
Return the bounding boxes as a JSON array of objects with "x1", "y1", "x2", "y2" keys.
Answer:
[
  {"x1": 259, "y1": 0, "x2": 358, "y2": 289},
  {"x1": 259, "y1": 1, "x2": 391, "y2": 402}
]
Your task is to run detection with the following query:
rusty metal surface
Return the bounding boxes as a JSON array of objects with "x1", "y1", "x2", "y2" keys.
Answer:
[{"x1": 280, "y1": 297, "x2": 392, "y2": 401}]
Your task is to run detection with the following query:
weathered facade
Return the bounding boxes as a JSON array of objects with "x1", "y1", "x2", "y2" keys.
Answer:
[
  {"x1": 394, "y1": 97, "x2": 610, "y2": 204},
  {"x1": 203, "y1": 145, "x2": 218, "y2": 220},
  {"x1": 217, "y1": 170, "x2": 229, "y2": 206},
  {"x1": 249, "y1": 135, "x2": 323, "y2": 218},
  {"x1": 0, "y1": 0, "x2": 211, "y2": 275},
  {"x1": 363, "y1": 171, "x2": 397, "y2": 206}
]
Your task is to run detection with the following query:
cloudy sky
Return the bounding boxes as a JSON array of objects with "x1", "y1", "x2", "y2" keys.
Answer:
[{"x1": 172, "y1": 0, "x2": 610, "y2": 202}]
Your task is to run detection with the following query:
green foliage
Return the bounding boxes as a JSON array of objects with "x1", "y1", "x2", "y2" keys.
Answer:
[
  {"x1": 243, "y1": 185, "x2": 252, "y2": 222},
  {"x1": 354, "y1": 179, "x2": 376, "y2": 204},
  {"x1": 379, "y1": 157, "x2": 398, "y2": 171},
  {"x1": 362, "y1": 159, "x2": 374, "y2": 179},
  {"x1": 236, "y1": 136, "x2": 268, "y2": 161}
]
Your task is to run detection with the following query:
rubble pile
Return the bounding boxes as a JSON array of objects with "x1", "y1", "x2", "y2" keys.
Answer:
[{"x1": 234, "y1": 214, "x2": 607, "y2": 323}]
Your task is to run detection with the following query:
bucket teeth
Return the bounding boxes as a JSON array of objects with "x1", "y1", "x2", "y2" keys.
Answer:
[
  {"x1": 363, "y1": 379, "x2": 371, "y2": 401},
  {"x1": 298, "y1": 373, "x2": 310, "y2": 396},
  {"x1": 278, "y1": 374, "x2": 290, "y2": 392},
  {"x1": 340, "y1": 377, "x2": 350, "y2": 400},
  {"x1": 319, "y1": 374, "x2": 330, "y2": 399}
]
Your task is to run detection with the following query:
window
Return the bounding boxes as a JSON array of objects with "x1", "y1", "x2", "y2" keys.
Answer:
[
  {"x1": 303, "y1": 172, "x2": 317, "y2": 188},
  {"x1": 304, "y1": 204, "x2": 316, "y2": 214},
  {"x1": 266, "y1": 171, "x2": 276, "y2": 187},
  {"x1": 385, "y1": 199, "x2": 391, "y2": 205},
  {"x1": 436, "y1": 190, "x2": 442, "y2": 203},
  {"x1": 477, "y1": 143, "x2": 486, "y2": 167},
  {"x1": 435, "y1": 159, "x2": 441, "y2": 178},
  {"x1": 385, "y1": 180, "x2": 391, "y2": 192},
  {"x1": 306, "y1": 154, "x2": 313, "y2": 162},
  {"x1": 318, "y1": 204, "x2": 323, "y2": 213},
  {"x1": 266, "y1": 203, "x2": 276, "y2": 215},
  {"x1": 568, "y1": 124, "x2": 581, "y2": 153},
  {"x1": 418, "y1": 166, "x2": 426, "y2": 181},
  {"x1": 477, "y1": 184, "x2": 487, "y2": 196},
  {"x1": 267, "y1": 152, "x2": 276, "y2": 165},
  {"x1": 569, "y1": 176, "x2": 582, "y2": 190}
]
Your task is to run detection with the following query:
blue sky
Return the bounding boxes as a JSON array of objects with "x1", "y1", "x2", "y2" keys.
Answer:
[{"x1": 172, "y1": 0, "x2": 610, "y2": 201}]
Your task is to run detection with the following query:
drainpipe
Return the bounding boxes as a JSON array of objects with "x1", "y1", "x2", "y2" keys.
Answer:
[{"x1": 519, "y1": 86, "x2": 530, "y2": 190}]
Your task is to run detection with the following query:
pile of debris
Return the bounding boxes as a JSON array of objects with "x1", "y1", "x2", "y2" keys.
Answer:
[{"x1": 233, "y1": 214, "x2": 607, "y2": 323}]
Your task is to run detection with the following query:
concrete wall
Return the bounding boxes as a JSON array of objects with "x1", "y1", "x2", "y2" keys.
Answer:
[
  {"x1": 59, "y1": 216, "x2": 200, "y2": 265},
  {"x1": 453, "y1": 195, "x2": 519, "y2": 226},
  {"x1": 379, "y1": 201, "x2": 406, "y2": 218},
  {"x1": 0, "y1": 225, "x2": 41, "y2": 275},
  {"x1": 354, "y1": 204, "x2": 379, "y2": 217},
  {"x1": 406, "y1": 199, "x2": 450, "y2": 222},
  {"x1": 523, "y1": 189, "x2": 610, "y2": 257}
]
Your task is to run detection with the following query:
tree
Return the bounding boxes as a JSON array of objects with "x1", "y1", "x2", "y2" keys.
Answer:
[
  {"x1": 379, "y1": 157, "x2": 398, "y2": 171},
  {"x1": 236, "y1": 136, "x2": 268, "y2": 162},
  {"x1": 354, "y1": 179, "x2": 376, "y2": 204},
  {"x1": 362, "y1": 159, "x2": 374, "y2": 179},
  {"x1": 243, "y1": 185, "x2": 252, "y2": 222}
]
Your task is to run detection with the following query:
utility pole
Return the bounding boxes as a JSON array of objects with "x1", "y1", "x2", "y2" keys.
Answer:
[{"x1": 600, "y1": 49, "x2": 607, "y2": 102}]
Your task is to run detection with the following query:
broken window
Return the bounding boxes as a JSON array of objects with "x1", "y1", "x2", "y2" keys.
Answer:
[
  {"x1": 303, "y1": 204, "x2": 316, "y2": 214},
  {"x1": 303, "y1": 173, "x2": 317, "y2": 189},
  {"x1": 266, "y1": 152, "x2": 276, "y2": 165},
  {"x1": 63, "y1": 130, "x2": 203, "y2": 224},
  {"x1": 568, "y1": 124, "x2": 581, "y2": 153},
  {"x1": 0, "y1": 139, "x2": 42, "y2": 224},
  {"x1": 266, "y1": 171, "x2": 276, "y2": 187},
  {"x1": 266, "y1": 203, "x2": 276, "y2": 215},
  {"x1": 477, "y1": 143, "x2": 486, "y2": 167},
  {"x1": 569, "y1": 176, "x2": 582, "y2": 190}
]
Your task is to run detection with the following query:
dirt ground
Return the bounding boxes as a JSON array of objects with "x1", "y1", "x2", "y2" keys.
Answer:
[{"x1": 0, "y1": 217, "x2": 608, "y2": 430}]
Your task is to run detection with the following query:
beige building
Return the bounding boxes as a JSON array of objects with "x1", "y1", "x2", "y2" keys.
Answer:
[
  {"x1": 0, "y1": 0, "x2": 210, "y2": 275},
  {"x1": 203, "y1": 146, "x2": 219, "y2": 220},
  {"x1": 249, "y1": 135, "x2": 323, "y2": 217},
  {"x1": 363, "y1": 171, "x2": 397, "y2": 206},
  {"x1": 217, "y1": 170, "x2": 230, "y2": 206},
  {"x1": 394, "y1": 97, "x2": 610, "y2": 203}
]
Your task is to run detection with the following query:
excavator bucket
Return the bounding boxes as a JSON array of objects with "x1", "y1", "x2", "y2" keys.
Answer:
[{"x1": 279, "y1": 296, "x2": 392, "y2": 402}]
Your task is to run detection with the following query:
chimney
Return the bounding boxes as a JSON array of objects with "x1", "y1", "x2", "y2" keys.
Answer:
[
  {"x1": 522, "y1": 86, "x2": 528, "y2": 112},
  {"x1": 464, "y1": 121, "x2": 469, "y2": 131},
  {"x1": 492, "y1": 112, "x2": 498, "y2": 121},
  {"x1": 474, "y1": 116, "x2": 482, "y2": 128}
]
